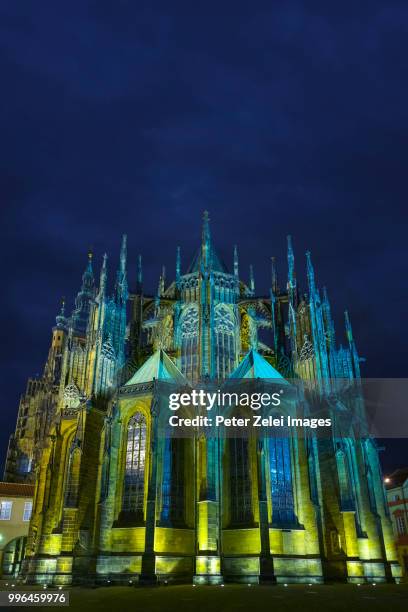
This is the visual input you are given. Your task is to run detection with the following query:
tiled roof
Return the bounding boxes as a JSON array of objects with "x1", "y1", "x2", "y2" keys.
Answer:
[{"x1": 0, "y1": 481, "x2": 35, "y2": 497}]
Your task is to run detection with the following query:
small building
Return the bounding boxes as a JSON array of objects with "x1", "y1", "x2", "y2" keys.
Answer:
[
  {"x1": 0, "y1": 482, "x2": 35, "y2": 577},
  {"x1": 385, "y1": 468, "x2": 408, "y2": 578}
]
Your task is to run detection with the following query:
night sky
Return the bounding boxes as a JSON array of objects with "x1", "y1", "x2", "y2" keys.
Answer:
[{"x1": 1, "y1": 2, "x2": 407, "y2": 474}]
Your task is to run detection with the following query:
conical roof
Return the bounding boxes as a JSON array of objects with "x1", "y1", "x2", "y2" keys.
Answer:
[
  {"x1": 124, "y1": 349, "x2": 187, "y2": 385},
  {"x1": 229, "y1": 348, "x2": 289, "y2": 383},
  {"x1": 186, "y1": 247, "x2": 229, "y2": 274},
  {"x1": 186, "y1": 212, "x2": 229, "y2": 274}
]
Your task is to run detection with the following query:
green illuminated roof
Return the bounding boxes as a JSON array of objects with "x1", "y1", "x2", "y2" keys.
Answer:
[
  {"x1": 125, "y1": 349, "x2": 187, "y2": 385},
  {"x1": 229, "y1": 348, "x2": 289, "y2": 382}
]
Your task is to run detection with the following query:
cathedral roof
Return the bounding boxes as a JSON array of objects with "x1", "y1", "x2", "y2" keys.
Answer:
[
  {"x1": 124, "y1": 349, "x2": 187, "y2": 385},
  {"x1": 186, "y1": 247, "x2": 229, "y2": 274},
  {"x1": 229, "y1": 348, "x2": 290, "y2": 383}
]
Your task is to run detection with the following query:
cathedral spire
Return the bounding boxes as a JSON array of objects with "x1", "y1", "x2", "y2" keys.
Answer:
[
  {"x1": 270, "y1": 257, "x2": 278, "y2": 353},
  {"x1": 137, "y1": 254, "x2": 143, "y2": 293},
  {"x1": 286, "y1": 237, "x2": 297, "y2": 355},
  {"x1": 115, "y1": 234, "x2": 128, "y2": 303},
  {"x1": 322, "y1": 286, "x2": 335, "y2": 343},
  {"x1": 201, "y1": 210, "x2": 211, "y2": 270},
  {"x1": 155, "y1": 266, "x2": 166, "y2": 312},
  {"x1": 287, "y1": 236, "x2": 296, "y2": 294},
  {"x1": 160, "y1": 265, "x2": 166, "y2": 296},
  {"x1": 83, "y1": 250, "x2": 95, "y2": 291},
  {"x1": 176, "y1": 246, "x2": 181, "y2": 284},
  {"x1": 55, "y1": 296, "x2": 67, "y2": 329},
  {"x1": 98, "y1": 253, "x2": 108, "y2": 298},
  {"x1": 271, "y1": 256, "x2": 278, "y2": 294},
  {"x1": 71, "y1": 250, "x2": 96, "y2": 334},
  {"x1": 344, "y1": 310, "x2": 354, "y2": 345},
  {"x1": 233, "y1": 245, "x2": 239, "y2": 278},
  {"x1": 120, "y1": 234, "x2": 127, "y2": 273},
  {"x1": 344, "y1": 310, "x2": 361, "y2": 378},
  {"x1": 269, "y1": 288, "x2": 278, "y2": 355},
  {"x1": 249, "y1": 264, "x2": 255, "y2": 293},
  {"x1": 306, "y1": 250, "x2": 316, "y2": 296}
]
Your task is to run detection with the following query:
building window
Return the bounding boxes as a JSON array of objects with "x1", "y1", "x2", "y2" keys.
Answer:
[
  {"x1": 161, "y1": 437, "x2": 185, "y2": 526},
  {"x1": 180, "y1": 306, "x2": 199, "y2": 381},
  {"x1": 17, "y1": 454, "x2": 32, "y2": 475},
  {"x1": 214, "y1": 305, "x2": 236, "y2": 378},
  {"x1": 64, "y1": 445, "x2": 81, "y2": 508},
  {"x1": 269, "y1": 437, "x2": 297, "y2": 526},
  {"x1": 23, "y1": 501, "x2": 32, "y2": 522},
  {"x1": 0, "y1": 500, "x2": 13, "y2": 520},
  {"x1": 230, "y1": 437, "x2": 253, "y2": 526},
  {"x1": 396, "y1": 514, "x2": 406, "y2": 536},
  {"x1": 122, "y1": 413, "x2": 147, "y2": 516}
]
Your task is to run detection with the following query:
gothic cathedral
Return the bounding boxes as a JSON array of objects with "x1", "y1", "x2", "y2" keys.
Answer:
[{"x1": 5, "y1": 213, "x2": 401, "y2": 585}]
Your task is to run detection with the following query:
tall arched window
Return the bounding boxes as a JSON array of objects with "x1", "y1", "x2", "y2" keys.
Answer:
[
  {"x1": 214, "y1": 305, "x2": 236, "y2": 379},
  {"x1": 161, "y1": 437, "x2": 185, "y2": 526},
  {"x1": 180, "y1": 306, "x2": 199, "y2": 380},
  {"x1": 269, "y1": 436, "x2": 296, "y2": 526},
  {"x1": 65, "y1": 444, "x2": 81, "y2": 508},
  {"x1": 307, "y1": 438, "x2": 319, "y2": 505},
  {"x1": 335, "y1": 446, "x2": 353, "y2": 510},
  {"x1": 122, "y1": 413, "x2": 147, "y2": 518},
  {"x1": 100, "y1": 452, "x2": 109, "y2": 502},
  {"x1": 230, "y1": 437, "x2": 253, "y2": 526}
]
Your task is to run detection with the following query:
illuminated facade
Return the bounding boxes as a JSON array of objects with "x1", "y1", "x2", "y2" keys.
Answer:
[{"x1": 4, "y1": 213, "x2": 401, "y2": 585}]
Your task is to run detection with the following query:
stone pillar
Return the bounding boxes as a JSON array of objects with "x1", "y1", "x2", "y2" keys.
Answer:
[
  {"x1": 257, "y1": 439, "x2": 274, "y2": 582},
  {"x1": 140, "y1": 399, "x2": 159, "y2": 582},
  {"x1": 194, "y1": 434, "x2": 223, "y2": 585}
]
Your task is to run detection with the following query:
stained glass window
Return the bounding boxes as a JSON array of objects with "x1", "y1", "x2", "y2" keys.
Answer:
[
  {"x1": 230, "y1": 438, "x2": 253, "y2": 526},
  {"x1": 269, "y1": 436, "x2": 296, "y2": 526},
  {"x1": 122, "y1": 413, "x2": 146, "y2": 516},
  {"x1": 65, "y1": 445, "x2": 81, "y2": 508},
  {"x1": 214, "y1": 305, "x2": 236, "y2": 378},
  {"x1": 161, "y1": 437, "x2": 184, "y2": 525},
  {"x1": 180, "y1": 306, "x2": 199, "y2": 381}
]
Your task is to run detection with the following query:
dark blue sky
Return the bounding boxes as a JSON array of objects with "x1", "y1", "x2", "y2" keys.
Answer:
[{"x1": 0, "y1": 1, "x2": 407, "y2": 473}]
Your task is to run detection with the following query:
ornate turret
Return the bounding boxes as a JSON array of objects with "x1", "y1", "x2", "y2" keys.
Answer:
[
  {"x1": 306, "y1": 250, "x2": 330, "y2": 390},
  {"x1": 55, "y1": 297, "x2": 67, "y2": 330},
  {"x1": 98, "y1": 253, "x2": 108, "y2": 299},
  {"x1": 71, "y1": 251, "x2": 96, "y2": 334}
]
